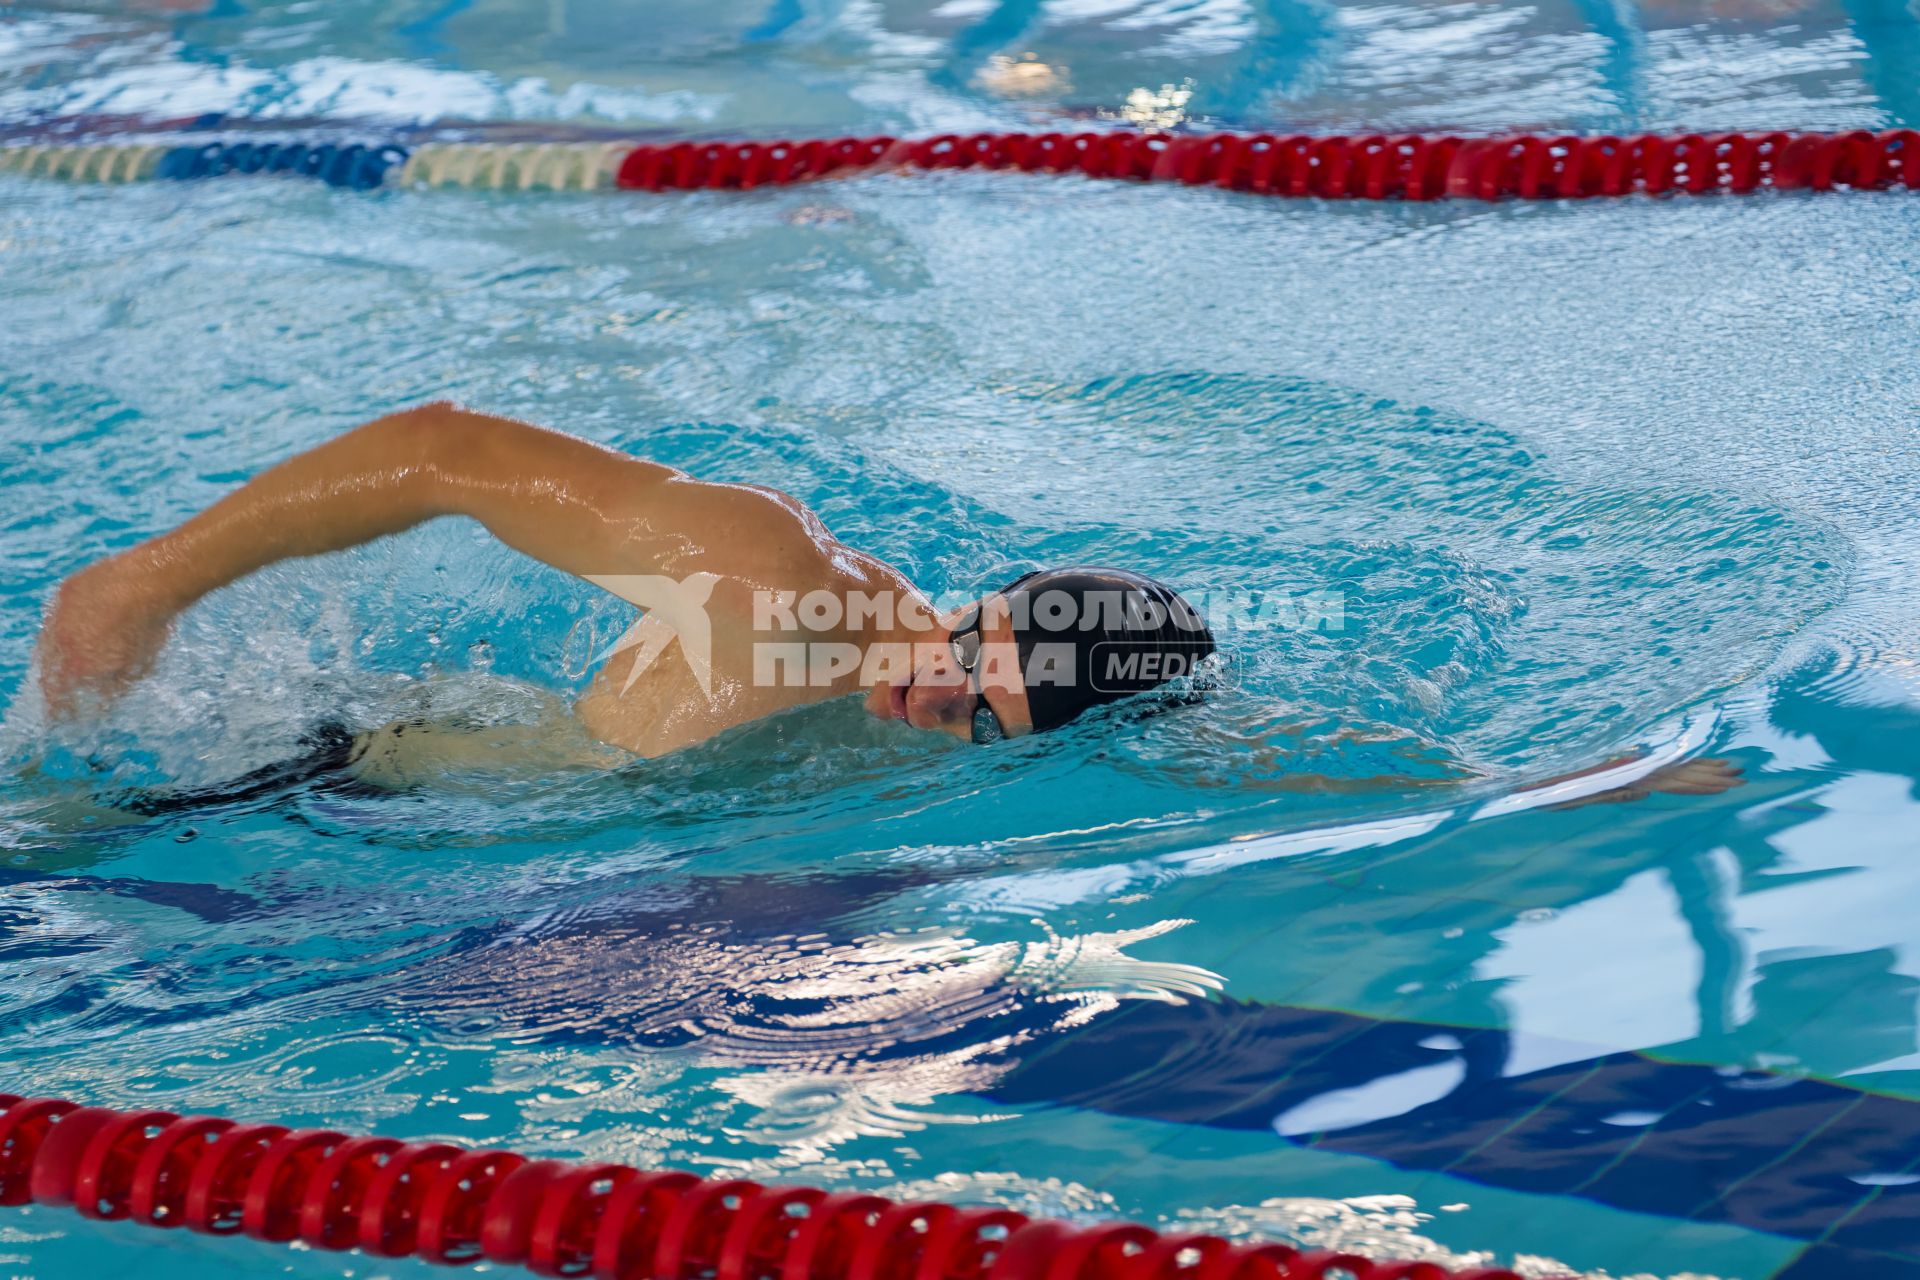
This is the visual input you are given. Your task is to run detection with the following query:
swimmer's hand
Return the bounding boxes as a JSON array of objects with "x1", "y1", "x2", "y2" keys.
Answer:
[
  {"x1": 37, "y1": 551, "x2": 179, "y2": 719},
  {"x1": 1544, "y1": 756, "x2": 1746, "y2": 810}
]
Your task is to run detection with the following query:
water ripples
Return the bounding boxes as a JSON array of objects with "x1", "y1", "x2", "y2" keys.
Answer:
[
  {"x1": 3, "y1": 5, "x2": 1916, "y2": 1276},
  {"x1": 0, "y1": 0, "x2": 1907, "y2": 140}
]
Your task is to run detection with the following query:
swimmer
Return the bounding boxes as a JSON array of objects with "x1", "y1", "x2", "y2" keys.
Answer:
[
  {"x1": 34, "y1": 402, "x2": 1215, "y2": 766},
  {"x1": 31, "y1": 403, "x2": 1745, "y2": 807}
]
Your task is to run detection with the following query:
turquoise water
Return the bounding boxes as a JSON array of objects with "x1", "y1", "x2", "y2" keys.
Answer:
[{"x1": 4, "y1": 3, "x2": 1920, "y2": 1278}]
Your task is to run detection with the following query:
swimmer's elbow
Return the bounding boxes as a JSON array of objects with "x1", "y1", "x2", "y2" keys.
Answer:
[
  {"x1": 369, "y1": 401, "x2": 511, "y2": 510},
  {"x1": 381, "y1": 400, "x2": 483, "y2": 452},
  {"x1": 368, "y1": 402, "x2": 665, "y2": 537}
]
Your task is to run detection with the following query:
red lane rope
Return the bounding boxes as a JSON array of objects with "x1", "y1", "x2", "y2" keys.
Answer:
[
  {"x1": 0, "y1": 1093, "x2": 1527, "y2": 1280},
  {"x1": 604, "y1": 129, "x2": 1920, "y2": 199}
]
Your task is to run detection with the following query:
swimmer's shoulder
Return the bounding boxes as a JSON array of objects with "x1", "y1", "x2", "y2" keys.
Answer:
[{"x1": 656, "y1": 476, "x2": 858, "y2": 582}]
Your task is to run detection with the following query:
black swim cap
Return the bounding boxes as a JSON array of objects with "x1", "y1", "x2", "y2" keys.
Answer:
[{"x1": 992, "y1": 566, "x2": 1215, "y2": 733}]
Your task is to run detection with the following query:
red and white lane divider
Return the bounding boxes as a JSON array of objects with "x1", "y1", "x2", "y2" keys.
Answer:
[
  {"x1": 0, "y1": 1092, "x2": 1528, "y2": 1280},
  {"x1": 3, "y1": 127, "x2": 1917, "y2": 199}
]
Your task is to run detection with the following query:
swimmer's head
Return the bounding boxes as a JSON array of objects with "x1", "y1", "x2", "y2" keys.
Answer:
[{"x1": 868, "y1": 567, "x2": 1216, "y2": 743}]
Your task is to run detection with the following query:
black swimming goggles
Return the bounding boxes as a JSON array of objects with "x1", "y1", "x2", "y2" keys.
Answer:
[{"x1": 947, "y1": 606, "x2": 1006, "y2": 745}]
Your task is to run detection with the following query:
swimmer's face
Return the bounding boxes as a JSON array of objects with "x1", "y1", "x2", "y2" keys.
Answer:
[{"x1": 864, "y1": 593, "x2": 1035, "y2": 742}]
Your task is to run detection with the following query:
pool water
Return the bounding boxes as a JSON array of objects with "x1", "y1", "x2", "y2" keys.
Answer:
[{"x1": 4, "y1": 3, "x2": 1920, "y2": 1278}]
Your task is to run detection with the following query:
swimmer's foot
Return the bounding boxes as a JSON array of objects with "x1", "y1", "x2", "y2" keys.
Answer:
[{"x1": 1546, "y1": 757, "x2": 1746, "y2": 810}]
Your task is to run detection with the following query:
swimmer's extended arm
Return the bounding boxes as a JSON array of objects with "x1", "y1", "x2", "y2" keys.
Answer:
[
  {"x1": 121, "y1": 402, "x2": 686, "y2": 595},
  {"x1": 37, "y1": 402, "x2": 833, "y2": 715}
]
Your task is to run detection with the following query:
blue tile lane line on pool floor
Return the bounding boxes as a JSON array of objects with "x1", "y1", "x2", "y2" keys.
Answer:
[
  {"x1": 409, "y1": 858, "x2": 1920, "y2": 1278},
  {"x1": 22, "y1": 854, "x2": 1916, "y2": 1278},
  {"x1": 986, "y1": 996, "x2": 1920, "y2": 1275},
  {"x1": 20, "y1": 770, "x2": 1916, "y2": 1280}
]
